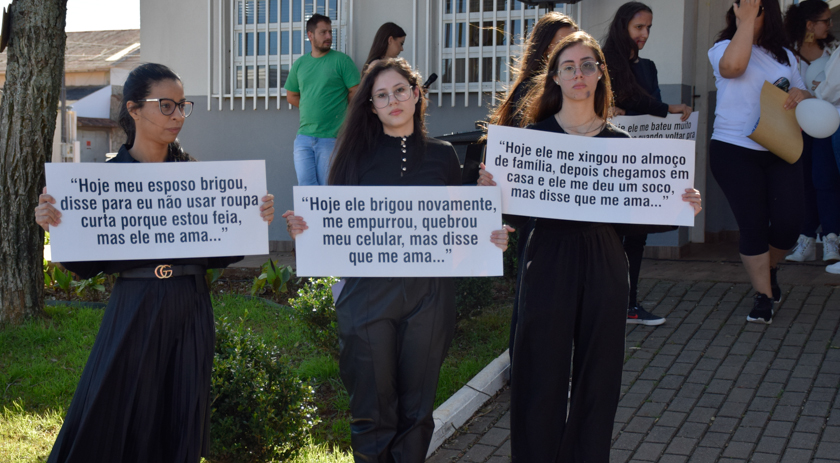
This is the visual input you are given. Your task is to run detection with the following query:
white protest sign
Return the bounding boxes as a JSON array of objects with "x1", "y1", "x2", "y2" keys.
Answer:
[
  {"x1": 46, "y1": 161, "x2": 269, "y2": 262},
  {"x1": 610, "y1": 112, "x2": 699, "y2": 140},
  {"x1": 485, "y1": 124, "x2": 696, "y2": 227},
  {"x1": 293, "y1": 186, "x2": 503, "y2": 277}
]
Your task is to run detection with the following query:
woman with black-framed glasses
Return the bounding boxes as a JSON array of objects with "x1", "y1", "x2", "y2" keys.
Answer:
[{"x1": 35, "y1": 63, "x2": 275, "y2": 463}]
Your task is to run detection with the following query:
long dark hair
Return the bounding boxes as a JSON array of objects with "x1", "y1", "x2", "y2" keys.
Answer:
[
  {"x1": 328, "y1": 58, "x2": 426, "y2": 185},
  {"x1": 524, "y1": 31, "x2": 614, "y2": 126},
  {"x1": 365, "y1": 22, "x2": 406, "y2": 67},
  {"x1": 785, "y1": 0, "x2": 835, "y2": 62},
  {"x1": 715, "y1": 1, "x2": 791, "y2": 66},
  {"x1": 487, "y1": 12, "x2": 578, "y2": 128},
  {"x1": 602, "y1": 2, "x2": 653, "y2": 105},
  {"x1": 118, "y1": 63, "x2": 192, "y2": 161}
]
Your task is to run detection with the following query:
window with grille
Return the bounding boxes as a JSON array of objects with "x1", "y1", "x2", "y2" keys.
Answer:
[
  {"x1": 435, "y1": 1, "x2": 575, "y2": 106},
  {"x1": 208, "y1": 0, "x2": 347, "y2": 110}
]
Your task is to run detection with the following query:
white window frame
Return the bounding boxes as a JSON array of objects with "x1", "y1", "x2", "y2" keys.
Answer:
[
  {"x1": 207, "y1": 0, "x2": 349, "y2": 111},
  {"x1": 431, "y1": 1, "x2": 577, "y2": 108}
]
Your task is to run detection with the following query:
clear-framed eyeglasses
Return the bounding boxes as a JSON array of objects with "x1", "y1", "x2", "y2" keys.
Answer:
[
  {"x1": 557, "y1": 61, "x2": 601, "y2": 81},
  {"x1": 139, "y1": 98, "x2": 194, "y2": 117},
  {"x1": 370, "y1": 85, "x2": 414, "y2": 108}
]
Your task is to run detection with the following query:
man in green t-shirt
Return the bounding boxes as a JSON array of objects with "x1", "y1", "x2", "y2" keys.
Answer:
[{"x1": 285, "y1": 13, "x2": 360, "y2": 186}]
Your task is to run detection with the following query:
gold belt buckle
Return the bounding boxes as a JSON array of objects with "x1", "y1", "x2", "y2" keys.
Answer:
[{"x1": 154, "y1": 265, "x2": 173, "y2": 279}]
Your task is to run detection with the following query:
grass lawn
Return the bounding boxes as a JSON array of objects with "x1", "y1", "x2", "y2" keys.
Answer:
[{"x1": 0, "y1": 285, "x2": 512, "y2": 463}]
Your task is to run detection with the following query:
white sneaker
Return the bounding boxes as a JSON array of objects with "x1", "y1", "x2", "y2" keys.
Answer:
[
  {"x1": 786, "y1": 234, "x2": 817, "y2": 262},
  {"x1": 827, "y1": 261, "x2": 840, "y2": 274},
  {"x1": 823, "y1": 233, "x2": 840, "y2": 262}
]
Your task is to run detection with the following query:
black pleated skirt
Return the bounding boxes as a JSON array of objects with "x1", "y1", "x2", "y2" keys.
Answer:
[{"x1": 47, "y1": 275, "x2": 215, "y2": 463}]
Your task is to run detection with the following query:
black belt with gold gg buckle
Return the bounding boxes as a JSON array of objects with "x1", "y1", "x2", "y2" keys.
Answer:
[{"x1": 120, "y1": 265, "x2": 206, "y2": 280}]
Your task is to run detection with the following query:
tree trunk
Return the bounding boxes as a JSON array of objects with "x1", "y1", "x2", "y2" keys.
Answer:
[{"x1": 0, "y1": 0, "x2": 67, "y2": 325}]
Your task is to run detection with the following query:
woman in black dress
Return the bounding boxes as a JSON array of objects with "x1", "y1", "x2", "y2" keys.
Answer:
[
  {"x1": 478, "y1": 32, "x2": 701, "y2": 461},
  {"x1": 602, "y1": 1, "x2": 693, "y2": 327},
  {"x1": 283, "y1": 58, "x2": 511, "y2": 462},
  {"x1": 34, "y1": 63, "x2": 275, "y2": 463}
]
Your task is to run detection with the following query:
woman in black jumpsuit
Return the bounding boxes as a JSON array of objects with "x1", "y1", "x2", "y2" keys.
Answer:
[
  {"x1": 35, "y1": 63, "x2": 275, "y2": 463},
  {"x1": 284, "y1": 58, "x2": 511, "y2": 463},
  {"x1": 478, "y1": 32, "x2": 702, "y2": 462}
]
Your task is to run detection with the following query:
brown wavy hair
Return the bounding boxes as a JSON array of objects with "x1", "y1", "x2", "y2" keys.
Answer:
[
  {"x1": 328, "y1": 58, "x2": 427, "y2": 185},
  {"x1": 524, "y1": 31, "x2": 614, "y2": 126},
  {"x1": 486, "y1": 12, "x2": 579, "y2": 128}
]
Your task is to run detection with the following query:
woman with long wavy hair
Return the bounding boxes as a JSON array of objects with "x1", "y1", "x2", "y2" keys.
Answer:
[
  {"x1": 601, "y1": 1, "x2": 693, "y2": 328},
  {"x1": 478, "y1": 32, "x2": 701, "y2": 461},
  {"x1": 284, "y1": 58, "x2": 511, "y2": 462},
  {"x1": 484, "y1": 11, "x2": 577, "y2": 357}
]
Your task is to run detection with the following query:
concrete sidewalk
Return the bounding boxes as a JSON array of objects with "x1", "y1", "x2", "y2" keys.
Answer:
[{"x1": 428, "y1": 251, "x2": 840, "y2": 462}]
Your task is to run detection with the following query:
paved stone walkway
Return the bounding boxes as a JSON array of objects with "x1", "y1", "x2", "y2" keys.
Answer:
[{"x1": 427, "y1": 278, "x2": 840, "y2": 462}]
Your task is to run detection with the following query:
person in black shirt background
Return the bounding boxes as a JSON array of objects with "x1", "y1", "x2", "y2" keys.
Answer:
[
  {"x1": 283, "y1": 58, "x2": 512, "y2": 463},
  {"x1": 602, "y1": 1, "x2": 693, "y2": 327},
  {"x1": 363, "y1": 22, "x2": 407, "y2": 73},
  {"x1": 478, "y1": 32, "x2": 701, "y2": 462},
  {"x1": 35, "y1": 63, "x2": 275, "y2": 463}
]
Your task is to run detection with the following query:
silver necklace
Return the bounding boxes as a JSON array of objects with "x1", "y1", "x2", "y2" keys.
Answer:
[{"x1": 556, "y1": 114, "x2": 605, "y2": 135}]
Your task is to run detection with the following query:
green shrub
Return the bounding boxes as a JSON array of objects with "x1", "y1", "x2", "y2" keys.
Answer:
[
  {"x1": 455, "y1": 277, "x2": 494, "y2": 320},
  {"x1": 288, "y1": 277, "x2": 340, "y2": 359},
  {"x1": 210, "y1": 315, "x2": 319, "y2": 463},
  {"x1": 251, "y1": 260, "x2": 294, "y2": 297}
]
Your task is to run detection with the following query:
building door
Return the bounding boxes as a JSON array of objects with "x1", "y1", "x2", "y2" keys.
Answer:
[{"x1": 78, "y1": 129, "x2": 110, "y2": 163}]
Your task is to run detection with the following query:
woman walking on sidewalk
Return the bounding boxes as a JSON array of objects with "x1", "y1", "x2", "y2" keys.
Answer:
[{"x1": 708, "y1": 0, "x2": 810, "y2": 324}]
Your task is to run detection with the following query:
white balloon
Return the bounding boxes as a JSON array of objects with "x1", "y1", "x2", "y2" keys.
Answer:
[
  {"x1": 796, "y1": 98, "x2": 840, "y2": 138},
  {"x1": 805, "y1": 55, "x2": 830, "y2": 94}
]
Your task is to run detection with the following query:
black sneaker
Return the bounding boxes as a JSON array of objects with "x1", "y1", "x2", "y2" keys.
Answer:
[
  {"x1": 746, "y1": 293, "x2": 774, "y2": 324},
  {"x1": 627, "y1": 305, "x2": 666, "y2": 326},
  {"x1": 770, "y1": 267, "x2": 781, "y2": 303}
]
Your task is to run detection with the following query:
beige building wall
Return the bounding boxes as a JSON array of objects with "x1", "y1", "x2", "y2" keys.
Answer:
[{"x1": 65, "y1": 71, "x2": 110, "y2": 86}]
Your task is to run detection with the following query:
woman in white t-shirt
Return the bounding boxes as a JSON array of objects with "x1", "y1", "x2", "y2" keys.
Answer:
[
  {"x1": 708, "y1": 0, "x2": 811, "y2": 325},
  {"x1": 783, "y1": 0, "x2": 840, "y2": 265}
]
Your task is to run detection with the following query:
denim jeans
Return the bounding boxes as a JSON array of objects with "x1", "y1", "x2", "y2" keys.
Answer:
[{"x1": 293, "y1": 134, "x2": 336, "y2": 186}]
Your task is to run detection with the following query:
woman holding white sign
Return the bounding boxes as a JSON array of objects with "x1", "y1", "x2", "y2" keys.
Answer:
[
  {"x1": 35, "y1": 63, "x2": 275, "y2": 463},
  {"x1": 477, "y1": 32, "x2": 702, "y2": 462},
  {"x1": 602, "y1": 1, "x2": 694, "y2": 328},
  {"x1": 708, "y1": 0, "x2": 809, "y2": 324},
  {"x1": 283, "y1": 58, "x2": 512, "y2": 462}
]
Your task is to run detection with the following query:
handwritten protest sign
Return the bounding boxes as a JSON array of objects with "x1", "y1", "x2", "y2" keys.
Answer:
[
  {"x1": 46, "y1": 161, "x2": 269, "y2": 262},
  {"x1": 610, "y1": 112, "x2": 699, "y2": 140},
  {"x1": 293, "y1": 186, "x2": 503, "y2": 277},
  {"x1": 485, "y1": 124, "x2": 696, "y2": 227}
]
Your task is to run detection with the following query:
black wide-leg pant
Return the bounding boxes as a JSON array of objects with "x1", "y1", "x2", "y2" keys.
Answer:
[
  {"x1": 336, "y1": 277, "x2": 455, "y2": 463},
  {"x1": 511, "y1": 223, "x2": 628, "y2": 463}
]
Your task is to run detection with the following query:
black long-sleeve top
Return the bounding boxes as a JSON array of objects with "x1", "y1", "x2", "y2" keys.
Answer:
[
  {"x1": 503, "y1": 116, "x2": 676, "y2": 235},
  {"x1": 614, "y1": 58, "x2": 669, "y2": 118},
  {"x1": 357, "y1": 133, "x2": 462, "y2": 186},
  {"x1": 60, "y1": 145, "x2": 243, "y2": 279}
]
